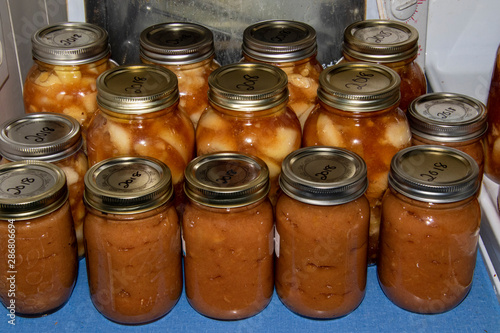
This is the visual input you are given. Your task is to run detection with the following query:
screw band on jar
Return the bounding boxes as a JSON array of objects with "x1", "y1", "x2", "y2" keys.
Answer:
[
  {"x1": 140, "y1": 22, "x2": 216, "y2": 65},
  {"x1": 242, "y1": 20, "x2": 318, "y2": 62},
  {"x1": 317, "y1": 62, "x2": 401, "y2": 112},
  {"x1": 31, "y1": 22, "x2": 111, "y2": 65},
  {"x1": 96, "y1": 64, "x2": 179, "y2": 114},
  {"x1": 279, "y1": 146, "x2": 368, "y2": 205},
  {"x1": 84, "y1": 156, "x2": 173, "y2": 214},
  {"x1": 208, "y1": 62, "x2": 289, "y2": 112},
  {"x1": 0, "y1": 113, "x2": 82, "y2": 162},
  {"x1": 342, "y1": 19, "x2": 419, "y2": 63}
]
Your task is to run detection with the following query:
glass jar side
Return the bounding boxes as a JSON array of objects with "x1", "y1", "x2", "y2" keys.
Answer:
[{"x1": 485, "y1": 45, "x2": 500, "y2": 183}]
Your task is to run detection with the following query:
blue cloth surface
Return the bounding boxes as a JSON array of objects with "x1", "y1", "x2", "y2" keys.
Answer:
[{"x1": 2, "y1": 253, "x2": 499, "y2": 333}]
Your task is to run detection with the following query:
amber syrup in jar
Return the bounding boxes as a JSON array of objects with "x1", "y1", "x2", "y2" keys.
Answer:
[
  {"x1": 275, "y1": 146, "x2": 370, "y2": 319},
  {"x1": 485, "y1": 44, "x2": 500, "y2": 183},
  {"x1": 182, "y1": 152, "x2": 274, "y2": 320},
  {"x1": 408, "y1": 92, "x2": 487, "y2": 181},
  {"x1": 23, "y1": 22, "x2": 115, "y2": 141},
  {"x1": 140, "y1": 22, "x2": 221, "y2": 128},
  {"x1": 303, "y1": 62, "x2": 412, "y2": 265},
  {"x1": 0, "y1": 161, "x2": 78, "y2": 316},
  {"x1": 0, "y1": 113, "x2": 88, "y2": 258},
  {"x1": 83, "y1": 156, "x2": 182, "y2": 325},
  {"x1": 341, "y1": 19, "x2": 427, "y2": 112},
  {"x1": 87, "y1": 64, "x2": 195, "y2": 211},
  {"x1": 197, "y1": 62, "x2": 301, "y2": 205},
  {"x1": 242, "y1": 20, "x2": 323, "y2": 127},
  {"x1": 378, "y1": 145, "x2": 481, "y2": 314}
]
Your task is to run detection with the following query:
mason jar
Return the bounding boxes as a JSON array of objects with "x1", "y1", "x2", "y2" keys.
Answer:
[
  {"x1": 83, "y1": 156, "x2": 182, "y2": 325},
  {"x1": 341, "y1": 19, "x2": 427, "y2": 111},
  {"x1": 408, "y1": 92, "x2": 487, "y2": 180},
  {"x1": 0, "y1": 161, "x2": 78, "y2": 316},
  {"x1": 485, "y1": 44, "x2": 500, "y2": 183},
  {"x1": 140, "y1": 22, "x2": 221, "y2": 127},
  {"x1": 182, "y1": 152, "x2": 274, "y2": 320},
  {"x1": 275, "y1": 146, "x2": 370, "y2": 319},
  {"x1": 0, "y1": 113, "x2": 88, "y2": 258},
  {"x1": 242, "y1": 20, "x2": 323, "y2": 127},
  {"x1": 378, "y1": 145, "x2": 481, "y2": 314},
  {"x1": 196, "y1": 62, "x2": 301, "y2": 205},
  {"x1": 23, "y1": 22, "x2": 116, "y2": 142},
  {"x1": 303, "y1": 62, "x2": 411, "y2": 265},
  {"x1": 86, "y1": 64, "x2": 195, "y2": 211}
]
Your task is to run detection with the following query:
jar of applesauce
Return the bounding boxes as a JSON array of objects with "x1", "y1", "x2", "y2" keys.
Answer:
[
  {"x1": 485, "y1": 44, "x2": 500, "y2": 183},
  {"x1": 86, "y1": 64, "x2": 195, "y2": 211},
  {"x1": 183, "y1": 152, "x2": 274, "y2": 320},
  {"x1": 140, "y1": 22, "x2": 221, "y2": 128},
  {"x1": 341, "y1": 19, "x2": 427, "y2": 112},
  {"x1": 275, "y1": 146, "x2": 370, "y2": 319},
  {"x1": 23, "y1": 22, "x2": 115, "y2": 141},
  {"x1": 0, "y1": 113, "x2": 88, "y2": 258},
  {"x1": 303, "y1": 62, "x2": 412, "y2": 265},
  {"x1": 242, "y1": 20, "x2": 323, "y2": 127},
  {"x1": 408, "y1": 92, "x2": 487, "y2": 180},
  {"x1": 378, "y1": 145, "x2": 481, "y2": 314},
  {"x1": 196, "y1": 62, "x2": 301, "y2": 205},
  {"x1": 83, "y1": 156, "x2": 182, "y2": 324},
  {"x1": 0, "y1": 161, "x2": 78, "y2": 316}
]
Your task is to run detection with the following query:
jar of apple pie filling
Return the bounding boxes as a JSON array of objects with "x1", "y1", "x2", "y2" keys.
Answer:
[
  {"x1": 408, "y1": 92, "x2": 487, "y2": 181},
  {"x1": 0, "y1": 161, "x2": 78, "y2": 316},
  {"x1": 182, "y1": 152, "x2": 274, "y2": 320},
  {"x1": 341, "y1": 19, "x2": 427, "y2": 112},
  {"x1": 242, "y1": 20, "x2": 323, "y2": 127},
  {"x1": 140, "y1": 22, "x2": 221, "y2": 128},
  {"x1": 0, "y1": 113, "x2": 88, "y2": 258},
  {"x1": 275, "y1": 146, "x2": 370, "y2": 319},
  {"x1": 378, "y1": 145, "x2": 481, "y2": 314},
  {"x1": 86, "y1": 64, "x2": 195, "y2": 211},
  {"x1": 83, "y1": 156, "x2": 182, "y2": 325},
  {"x1": 196, "y1": 62, "x2": 301, "y2": 205},
  {"x1": 303, "y1": 62, "x2": 411, "y2": 265},
  {"x1": 23, "y1": 22, "x2": 115, "y2": 142}
]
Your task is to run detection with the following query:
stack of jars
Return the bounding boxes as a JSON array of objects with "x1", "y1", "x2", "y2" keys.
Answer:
[{"x1": 0, "y1": 16, "x2": 487, "y2": 324}]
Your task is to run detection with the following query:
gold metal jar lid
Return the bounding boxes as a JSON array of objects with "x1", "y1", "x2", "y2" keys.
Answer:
[
  {"x1": 0, "y1": 113, "x2": 82, "y2": 162},
  {"x1": 96, "y1": 64, "x2": 179, "y2": 114},
  {"x1": 280, "y1": 146, "x2": 368, "y2": 206},
  {"x1": 0, "y1": 161, "x2": 68, "y2": 220},
  {"x1": 342, "y1": 19, "x2": 419, "y2": 63},
  {"x1": 208, "y1": 63, "x2": 288, "y2": 112},
  {"x1": 317, "y1": 62, "x2": 401, "y2": 111},
  {"x1": 31, "y1": 22, "x2": 110, "y2": 65},
  {"x1": 408, "y1": 92, "x2": 487, "y2": 142},
  {"x1": 84, "y1": 156, "x2": 173, "y2": 214},
  {"x1": 140, "y1": 22, "x2": 216, "y2": 65},
  {"x1": 242, "y1": 20, "x2": 318, "y2": 62},
  {"x1": 184, "y1": 152, "x2": 270, "y2": 208},
  {"x1": 389, "y1": 145, "x2": 480, "y2": 203}
]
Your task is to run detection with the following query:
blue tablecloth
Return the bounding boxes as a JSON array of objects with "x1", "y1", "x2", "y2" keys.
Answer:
[{"x1": 2, "y1": 253, "x2": 500, "y2": 332}]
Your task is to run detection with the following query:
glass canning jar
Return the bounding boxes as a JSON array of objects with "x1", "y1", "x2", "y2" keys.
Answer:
[
  {"x1": 86, "y1": 64, "x2": 195, "y2": 211},
  {"x1": 23, "y1": 22, "x2": 116, "y2": 142},
  {"x1": 341, "y1": 19, "x2": 427, "y2": 112},
  {"x1": 140, "y1": 22, "x2": 221, "y2": 128},
  {"x1": 196, "y1": 62, "x2": 301, "y2": 205},
  {"x1": 182, "y1": 152, "x2": 274, "y2": 320},
  {"x1": 408, "y1": 92, "x2": 487, "y2": 181},
  {"x1": 242, "y1": 20, "x2": 323, "y2": 127},
  {"x1": 378, "y1": 145, "x2": 481, "y2": 314},
  {"x1": 275, "y1": 146, "x2": 370, "y2": 319},
  {"x1": 485, "y1": 44, "x2": 500, "y2": 183},
  {"x1": 0, "y1": 161, "x2": 78, "y2": 316},
  {"x1": 83, "y1": 156, "x2": 182, "y2": 325},
  {"x1": 0, "y1": 113, "x2": 88, "y2": 258},
  {"x1": 303, "y1": 62, "x2": 412, "y2": 265}
]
